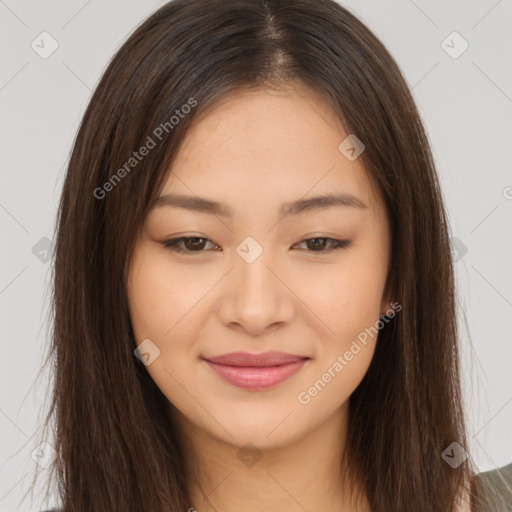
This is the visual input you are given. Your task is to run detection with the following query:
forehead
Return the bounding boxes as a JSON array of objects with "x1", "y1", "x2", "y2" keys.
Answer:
[{"x1": 159, "y1": 85, "x2": 383, "y2": 218}]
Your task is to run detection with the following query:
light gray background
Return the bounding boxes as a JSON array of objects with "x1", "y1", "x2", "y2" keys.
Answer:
[{"x1": 1, "y1": 1, "x2": 511, "y2": 510}]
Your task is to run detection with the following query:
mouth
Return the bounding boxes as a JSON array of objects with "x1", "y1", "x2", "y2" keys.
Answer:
[{"x1": 202, "y1": 351, "x2": 310, "y2": 390}]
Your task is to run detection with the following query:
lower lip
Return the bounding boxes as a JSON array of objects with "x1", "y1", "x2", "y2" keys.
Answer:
[{"x1": 204, "y1": 359, "x2": 309, "y2": 390}]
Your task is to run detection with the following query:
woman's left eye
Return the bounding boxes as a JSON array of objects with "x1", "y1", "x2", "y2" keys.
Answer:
[
  {"x1": 293, "y1": 237, "x2": 352, "y2": 252},
  {"x1": 162, "y1": 236, "x2": 351, "y2": 254}
]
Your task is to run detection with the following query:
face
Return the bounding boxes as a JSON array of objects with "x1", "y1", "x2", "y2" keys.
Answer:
[{"x1": 126, "y1": 85, "x2": 392, "y2": 451}]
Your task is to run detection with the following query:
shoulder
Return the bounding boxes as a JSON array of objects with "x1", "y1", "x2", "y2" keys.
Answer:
[{"x1": 471, "y1": 462, "x2": 512, "y2": 511}]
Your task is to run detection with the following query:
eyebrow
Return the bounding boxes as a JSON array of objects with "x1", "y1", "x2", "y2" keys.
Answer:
[{"x1": 153, "y1": 192, "x2": 367, "y2": 218}]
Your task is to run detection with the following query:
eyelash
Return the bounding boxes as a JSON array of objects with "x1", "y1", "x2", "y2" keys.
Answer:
[{"x1": 162, "y1": 236, "x2": 352, "y2": 255}]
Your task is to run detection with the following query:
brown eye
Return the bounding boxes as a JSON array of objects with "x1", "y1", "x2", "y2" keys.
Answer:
[
  {"x1": 182, "y1": 237, "x2": 207, "y2": 251},
  {"x1": 163, "y1": 237, "x2": 218, "y2": 253},
  {"x1": 306, "y1": 238, "x2": 329, "y2": 251},
  {"x1": 294, "y1": 238, "x2": 352, "y2": 252}
]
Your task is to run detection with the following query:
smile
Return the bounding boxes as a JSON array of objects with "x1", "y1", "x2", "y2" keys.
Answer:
[{"x1": 203, "y1": 356, "x2": 309, "y2": 390}]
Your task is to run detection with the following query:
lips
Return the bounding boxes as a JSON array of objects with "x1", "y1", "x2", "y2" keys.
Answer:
[
  {"x1": 203, "y1": 351, "x2": 310, "y2": 390},
  {"x1": 205, "y1": 351, "x2": 307, "y2": 367}
]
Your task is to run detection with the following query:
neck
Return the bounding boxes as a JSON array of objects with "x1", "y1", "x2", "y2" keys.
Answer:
[{"x1": 172, "y1": 402, "x2": 370, "y2": 512}]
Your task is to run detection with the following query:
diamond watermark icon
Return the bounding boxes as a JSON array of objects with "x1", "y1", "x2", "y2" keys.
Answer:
[
  {"x1": 449, "y1": 237, "x2": 468, "y2": 263},
  {"x1": 31, "y1": 31, "x2": 59, "y2": 59},
  {"x1": 134, "y1": 338, "x2": 161, "y2": 366},
  {"x1": 442, "y1": 441, "x2": 468, "y2": 469},
  {"x1": 441, "y1": 31, "x2": 469, "y2": 60},
  {"x1": 31, "y1": 441, "x2": 57, "y2": 469},
  {"x1": 236, "y1": 236, "x2": 263, "y2": 264},
  {"x1": 237, "y1": 442, "x2": 262, "y2": 468},
  {"x1": 338, "y1": 134, "x2": 365, "y2": 161},
  {"x1": 31, "y1": 236, "x2": 54, "y2": 263}
]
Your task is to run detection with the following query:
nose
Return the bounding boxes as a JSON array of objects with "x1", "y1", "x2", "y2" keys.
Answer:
[{"x1": 215, "y1": 247, "x2": 295, "y2": 336}]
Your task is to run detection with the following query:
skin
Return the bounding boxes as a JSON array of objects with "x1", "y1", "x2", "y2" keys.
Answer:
[{"x1": 126, "y1": 83, "x2": 395, "y2": 511}]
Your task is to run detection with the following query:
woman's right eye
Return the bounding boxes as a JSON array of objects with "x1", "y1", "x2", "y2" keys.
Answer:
[{"x1": 163, "y1": 237, "x2": 220, "y2": 254}]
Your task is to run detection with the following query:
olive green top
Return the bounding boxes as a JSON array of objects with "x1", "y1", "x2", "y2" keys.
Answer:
[{"x1": 472, "y1": 462, "x2": 512, "y2": 511}]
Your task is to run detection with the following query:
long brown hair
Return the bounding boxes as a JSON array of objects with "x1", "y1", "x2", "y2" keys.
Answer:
[{"x1": 28, "y1": 0, "x2": 490, "y2": 510}]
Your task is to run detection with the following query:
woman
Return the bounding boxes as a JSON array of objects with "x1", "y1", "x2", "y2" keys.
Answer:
[{"x1": 32, "y1": 0, "x2": 511, "y2": 510}]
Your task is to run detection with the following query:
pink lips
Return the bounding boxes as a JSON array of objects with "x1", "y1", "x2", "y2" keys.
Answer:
[{"x1": 203, "y1": 351, "x2": 309, "y2": 390}]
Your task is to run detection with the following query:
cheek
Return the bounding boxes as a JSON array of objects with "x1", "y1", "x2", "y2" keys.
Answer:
[
  {"x1": 127, "y1": 250, "x2": 201, "y2": 343},
  {"x1": 290, "y1": 257, "x2": 386, "y2": 340},
  {"x1": 127, "y1": 256, "x2": 168, "y2": 341},
  {"x1": 127, "y1": 253, "x2": 202, "y2": 395},
  {"x1": 296, "y1": 342, "x2": 375, "y2": 420}
]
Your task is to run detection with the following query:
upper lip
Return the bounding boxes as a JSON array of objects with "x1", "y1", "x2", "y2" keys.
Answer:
[{"x1": 203, "y1": 351, "x2": 309, "y2": 367}]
